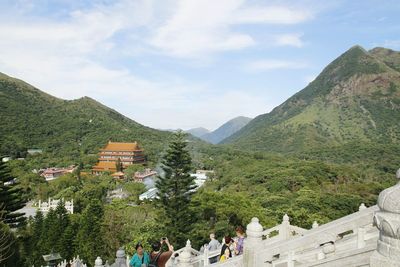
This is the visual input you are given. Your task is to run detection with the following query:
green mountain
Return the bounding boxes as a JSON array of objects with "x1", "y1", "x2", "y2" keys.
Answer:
[
  {"x1": 201, "y1": 116, "x2": 252, "y2": 144},
  {"x1": 186, "y1": 127, "x2": 210, "y2": 138},
  {"x1": 221, "y1": 46, "x2": 400, "y2": 154},
  {"x1": 0, "y1": 72, "x2": 171, "y2": 161}
]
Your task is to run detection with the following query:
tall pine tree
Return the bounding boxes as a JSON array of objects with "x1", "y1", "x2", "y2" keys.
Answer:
[
  {"x1": 75, "y1": 200, "x2": 105, "y2": 264},
  {"x1": 156, "y1": 131, "x2": 196, "y2": 247},
  {"x1": 0, "y1": 160, "x2": 26, "y2": 228}
]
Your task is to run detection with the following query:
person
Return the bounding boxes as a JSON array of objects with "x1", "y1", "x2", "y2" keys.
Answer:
[
  {"x1": 234, "y1": 226, "x2": 245, "y2": 256},
  {"x1": 149, "y1": 237, "x2": 173, "y2": 267},
  {"x1": 219, "y1": 247, "x2": 231, "y2": 262},
  {"x1": 220, "y1": 236, "x2": 232, "y2": 260},
  {"x1": 207, "y1": 233, "x2": 221, "y2": 251},
  {"x1": 130, "y1": 242, "x2": 150, "y2": 267},
  {"x1": 207, "y1": 233, "x2": 221, "y2": 263}
]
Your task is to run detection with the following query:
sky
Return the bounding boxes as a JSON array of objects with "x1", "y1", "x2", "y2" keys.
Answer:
[{"x1": 0, "y1": 0, "x2": 399, "y2": 131}]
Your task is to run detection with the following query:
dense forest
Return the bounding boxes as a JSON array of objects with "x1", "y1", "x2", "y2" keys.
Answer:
[{"x1": 1, "y1": 46, "x2": 400, "y2": 266}]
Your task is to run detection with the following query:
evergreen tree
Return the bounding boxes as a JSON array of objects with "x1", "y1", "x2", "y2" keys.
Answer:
[
  {"x1": 116, "y1": 158, "x2": 123, "y2": 172},
  {"x1": 0, "y1": 161, "x2": 26, "y2": 228},
  {"x1": 60, "y1": 224, "x2": 76, "y2": 261},
  {"x1": 24, "y1": 211, "x2": 46, "y2": 267},
  {"x1": 41, "y1": 208, "x2": 58, "y2": 254},
  {"x1": 54, "y1": 201, "x2": 71, "y2": 257},
  {"x1": 75, "y1": 200, "x2": 105, "y2": 265},
  {"x1": 156, "y1": 131, "x2": 196, "y2": 247}
]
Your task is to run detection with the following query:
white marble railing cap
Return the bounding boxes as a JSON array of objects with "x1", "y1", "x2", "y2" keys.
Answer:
[{"x1": 377, "y1": 168, "x2": 400, "y2": 214}]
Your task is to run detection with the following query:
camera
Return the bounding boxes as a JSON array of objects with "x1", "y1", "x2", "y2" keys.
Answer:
[{"x1": 162, "y1": 237, "x2": 167, "y2": 241}]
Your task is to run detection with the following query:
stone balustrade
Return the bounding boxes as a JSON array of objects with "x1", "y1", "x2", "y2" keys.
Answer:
[
  {"x1": 247, "y1": 204, "x2": 379, "y2": 266},
  {"x1": 57, "y1": 169, "x2": 400, "y2": 267}
]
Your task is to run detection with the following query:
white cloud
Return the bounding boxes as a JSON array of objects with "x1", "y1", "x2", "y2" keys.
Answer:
[
  {"x1": 275, "y1": 33, "x2": 304, "y2": 47},
  {"x1": 148, "y1": 0, "x2": 313, "y2": 57},
  {"x1": 246, "y1": 59, "x2": 308, "y2": 72},
  {"x1": 234, "y1": 6, "x2": 311, "y2": 24},
  {"x1": 0, "y1": 0, "x2": 314, "y2": 129}
]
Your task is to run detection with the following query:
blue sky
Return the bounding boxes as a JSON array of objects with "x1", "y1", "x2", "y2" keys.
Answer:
[{"x1": 0, "y1": 0, "x2": 399, "y2": 130}]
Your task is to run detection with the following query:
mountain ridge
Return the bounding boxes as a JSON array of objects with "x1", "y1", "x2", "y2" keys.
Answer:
[
  {"x1": 221, "y1": 46, "x2": 400, "y2": 153},
  {"x1": 189, "y1": 116, "x2": 252, "y2": 144},
  {"x1": 0, "y1": 72, "x2": 171, "y2": 161}
]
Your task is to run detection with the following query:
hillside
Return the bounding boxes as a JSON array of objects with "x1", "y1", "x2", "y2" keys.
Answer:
[
  {"x1": 0, "y1": 72, "x2": 172, "y2": 161},
  {"x1": 221, "y1": 46, "x2": 400, "y2": 155},
  {"x1": 186, "y1": 127, "x2": 210, "y2": 138},
  {"x1": 200, "y1": 116, "x2": 252, "y2": 144}
]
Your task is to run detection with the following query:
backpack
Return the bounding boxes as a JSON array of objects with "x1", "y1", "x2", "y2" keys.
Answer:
[{"x1": 149, "y1": 251, "x2": 162, "y2": 267}]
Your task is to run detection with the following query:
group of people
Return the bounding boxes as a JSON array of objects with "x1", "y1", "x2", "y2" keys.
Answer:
[
  {"x1": 129, "y1": 226, "x2": 246, "y2": 267},
  {"x1": 129, "y1": 237, "x2": 173, "y2": 267},
  {"x1": 207, "y1": 226, "x2": 246, "y2": 263}
]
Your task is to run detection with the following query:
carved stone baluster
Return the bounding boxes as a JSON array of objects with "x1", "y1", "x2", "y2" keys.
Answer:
[
  {"x1": 280, "y1": 214, "x2": 291, "y2": 240},
  {"x1": 244, "y1": 217, "x2": 263, "y2": 267},
  {"x1": 178, "y1": 240, "x2": 193, "y2": 267},
  {"x1": 370, "y1": 168, "x2": 400, "y2": 267}
]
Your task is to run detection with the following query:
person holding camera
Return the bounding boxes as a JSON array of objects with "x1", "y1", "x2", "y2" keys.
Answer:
[{"x1": 149, "y1": 237, "x2": 173, "y2": 267}]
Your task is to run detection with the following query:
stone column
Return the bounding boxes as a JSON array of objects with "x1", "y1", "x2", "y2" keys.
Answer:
[
  {"x1": 178, "y1": 240, "x2": 194, "y2": 267},
  {"x1": 280, "y1": 214, "x2": 291, "y2": 240},
  {"x1": 244, "y1": 217, "x2": 263, "y2": 267},
  {"x1": 203, "y1": 245, "x2": 209, "y2": 266},
  {"x1": 370, "y1": 169, "x2": 400, "y2": 267}
]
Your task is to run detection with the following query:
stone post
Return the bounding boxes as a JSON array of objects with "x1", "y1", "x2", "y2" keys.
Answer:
[
  {"x1": 359, "y1": 203, "x2": 367, "y2": 211},
  {"x1": 203, "y1": 245, "x2": 209, "y2": 266},
  {"x1": 178, "y1": 240, "x2": 193, "y2": 267},
  {"x1": 280, "y1": 214, "x2": 291, "y2": 240},
  {"x1": 244, "y1": 217, "x2": 263, "y2": 267},
  {"x1": 370, "y1": 169, "x2": 400, "y2": 267}
]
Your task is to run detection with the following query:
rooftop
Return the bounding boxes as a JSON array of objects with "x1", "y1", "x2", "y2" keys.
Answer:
[{"x1": 100, "y1": 141, "x2": 142, "y2": 151}]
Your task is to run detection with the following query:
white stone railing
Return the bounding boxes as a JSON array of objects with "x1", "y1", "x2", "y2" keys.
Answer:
[
  {"x1": 244, "y1": 203, "x2": 380, "y2": 267},
  {"x1": 262, "y1": 213, "x2": 308, "y2": 241},
  {"x1": 189, "y1": 246, "x2": 222, "y2": 267}
]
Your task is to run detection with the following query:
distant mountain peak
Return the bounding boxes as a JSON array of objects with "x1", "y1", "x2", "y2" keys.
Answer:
[
  {"x1": 185, "y1": 127, "x2": 210, "y2": 138},
  {"x1": 201, "y1": 116, "x2": 252, "y2": 144},
  {"x1": 222, "y1": 45, "x2": 400, "y2": 152}
]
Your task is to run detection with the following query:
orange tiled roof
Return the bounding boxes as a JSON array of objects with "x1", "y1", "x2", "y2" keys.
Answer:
[
  {"x1": 92, "y1": 161, "x2": 117, "y2": 171},
  {"x1": 100, "y1": 141, "x2": 142, "y2": 151}
]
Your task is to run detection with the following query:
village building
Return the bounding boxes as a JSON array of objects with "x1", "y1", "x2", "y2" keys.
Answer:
[
  {"x1": 40, "y1": 165, "x2": 76, "y2": 181},
  {"x1": 134, "y1": 168, "x2": 157, "y2": 182},
  {"x1": 92, "y1": 141, "x2": 146, "y2": 174}
]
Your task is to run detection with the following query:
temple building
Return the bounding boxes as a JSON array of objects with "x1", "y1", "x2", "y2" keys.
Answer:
[{"x1": 92, "y1": 141, "x2": 146, "y2": 174}]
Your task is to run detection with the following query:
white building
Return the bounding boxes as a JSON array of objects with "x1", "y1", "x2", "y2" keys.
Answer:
[
  {"x1": 139, "y1": 188, "x2": 158, "y2": 201},
  {"x1": 190, "y1": 170, "x2": 213, "y2": 191},
  {"x1": 38, "y1": 198, "x2": 74, "y2": 214}
]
